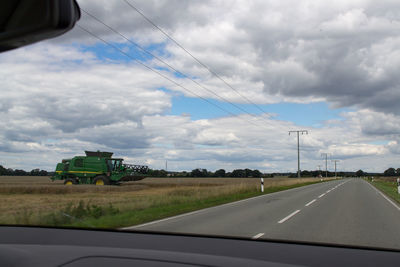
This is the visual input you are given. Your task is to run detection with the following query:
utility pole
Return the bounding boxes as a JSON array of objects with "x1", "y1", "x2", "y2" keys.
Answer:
[
  {"x1": 318, "y1": 165, "x2": 321, "y2": 177},
  {"x1": 165, "y1": 160, "x2": 168, "y2": 172},
  {"x1": 289, "y1": 130, "x2": 308, "y2": 178},
  {"x1": 321, "y1": 153, "x2": 329, "y2": 178},
  {"x1": 331, "y1": 160, "x2": 339, "y2": 178}
]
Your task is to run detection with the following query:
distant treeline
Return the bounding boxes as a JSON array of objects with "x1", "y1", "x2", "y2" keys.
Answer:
[
  {"x1": 1, "y1": 164, "x2": 399, "y2": 178},
  {"x1": 148, "y1": 168, "x2": 265, "y2": 178},
  {"x1": 149, "y1": 168, "x2": 369, "y2": 178},
  {"x1": 0, "y1": 165, "x2": 49, "y2": 176},
  {"x1": 150, "y1": 168, "x2": 400, "y2": 178}
]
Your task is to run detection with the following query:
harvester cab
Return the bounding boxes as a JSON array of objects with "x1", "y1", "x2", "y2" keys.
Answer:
[
  {"x1": 107, "y1": 159, "x2": 123, "y2": 172},
  {"x1": 51, "y1": 151, "x2": 149, "y2": 185}
]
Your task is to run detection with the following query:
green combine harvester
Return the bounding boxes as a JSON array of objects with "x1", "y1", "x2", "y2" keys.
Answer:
[{"x1": 51, "y1": 151, "x2": 149, "y2": 185}]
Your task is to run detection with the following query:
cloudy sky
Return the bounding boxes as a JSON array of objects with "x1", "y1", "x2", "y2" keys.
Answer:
[{"x1": 1, "y1": 0, "x2": 400, "y2": 173}]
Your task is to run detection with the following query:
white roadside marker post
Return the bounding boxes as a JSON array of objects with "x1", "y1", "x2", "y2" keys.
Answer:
[
  {"x1": 397, "y1": 178, "x2": 400, "y2": 194},
  {"x1": 261, "y1": 177, "x2": 264, "y2": 193}
]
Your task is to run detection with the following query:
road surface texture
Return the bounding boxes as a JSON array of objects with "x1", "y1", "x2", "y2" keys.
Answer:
[{"x1": 125, "y1": 179, "x2": 400, "y2": 249}]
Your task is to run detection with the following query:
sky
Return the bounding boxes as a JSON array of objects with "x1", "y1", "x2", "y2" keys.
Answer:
[{"x1": 1, "y1": 0, "x2": 400, "y2": 173}]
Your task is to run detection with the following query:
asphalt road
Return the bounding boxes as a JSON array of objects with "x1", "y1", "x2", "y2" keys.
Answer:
[{"x1": 125, "y1": 179, "x2": 400, "y2": 249}]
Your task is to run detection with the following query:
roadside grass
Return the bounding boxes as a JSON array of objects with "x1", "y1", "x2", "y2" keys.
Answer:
[
  {"x1": 67, "y1": 189, "x2": 261, "y2": 229},
  {"x1": 367, "y1": 178, "x2": 400, "y2": 204}
]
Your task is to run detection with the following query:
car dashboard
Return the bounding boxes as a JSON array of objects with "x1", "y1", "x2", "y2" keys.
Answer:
[{"x1": 0, "y1": 226, "x2": 399, "y2": 266}]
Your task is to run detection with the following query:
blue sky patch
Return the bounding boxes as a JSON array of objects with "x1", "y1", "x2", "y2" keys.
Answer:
[
  {"x1": 369, "y1": 140, "x2": 389, "y2": 145},
  {"x1": 79, "y1": 41, "x2": 192, "y2": 79},
  {"x1": 168, "y1": 93, "x2": 350, "y2": 127},
  {"x1": 80, "y1": 41, "x2": 168, "y2": 63}
]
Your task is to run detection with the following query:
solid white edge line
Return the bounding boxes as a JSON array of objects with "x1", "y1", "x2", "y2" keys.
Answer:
[
  {"x1": 318, "y1": 193, "x2": 325, "y2": 198},
  {"x1": 305, "y1": 199, "x2": 317, "y2": 207},
  {"x1": 252, "y1": 233, "x2": 265, "y2": 239},
  {"x1": 278, "y1": 209, "x2": 301, "y2": 224},
  {"x1": 366, "y1": 181, "x2": 400, "y2": 211},
  {"x1": 122, "y1": 208, "x2": 212, "y2": 229},
  {"x1": 122, "y1": 180, "x2": 333, "y2": 230}
]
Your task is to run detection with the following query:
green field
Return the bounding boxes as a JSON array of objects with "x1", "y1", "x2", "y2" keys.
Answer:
[{"x1": 0, "y1": 176, "x2": 334, "y2": 229}]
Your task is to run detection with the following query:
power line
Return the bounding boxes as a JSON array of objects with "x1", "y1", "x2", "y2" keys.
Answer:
[
  {"x1": 77, "y1": 25, "x2": 261, "y2": 128},
  {"x1": 80, "y1": 8, "x2": 270, "y2": 129},
  {"x1": 288, "y1": 130, "x2": 308, "y2": 178},
  {"x1": 123, "y1": 0, "x2": 269, "y2": 114}
]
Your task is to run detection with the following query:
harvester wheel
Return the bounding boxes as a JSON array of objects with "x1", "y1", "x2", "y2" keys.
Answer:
[
  {"x1": 64, "y1": 178, "x2": 77, "y2": 185},
  {"x1": 93, "y1": 176, "x2": 110, "y2": 186}
]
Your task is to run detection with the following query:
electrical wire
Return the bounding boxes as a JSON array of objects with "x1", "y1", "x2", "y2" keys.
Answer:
[
  {"x1": 77, "y1": 24, "x2": 262, "y2": 128},
  {"x1": 80, "y1": 8, "x2": 267, "y2": 125},
  {"x1": 123, "y1": 0, "x2": 269, "y2": 115}
]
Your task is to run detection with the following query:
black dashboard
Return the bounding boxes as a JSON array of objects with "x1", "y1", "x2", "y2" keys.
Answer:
[{"x1": 1, "y1": 226, "x2": 399, "y2": 266}]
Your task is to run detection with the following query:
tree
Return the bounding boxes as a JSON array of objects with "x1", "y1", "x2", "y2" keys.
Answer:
[
  {"x1": 147, "y1": 169, "x2": 167, "y2": 177},
  {"x1": 0, "y1": 165, "x2": 6, "y2": 175},
  {"x1": 14, "y1": 169, "x2": 27, "y2": 176},
  {"x1": 384, "y1": 168, "x2": 396, "y2": 176},
  {"x1": 251, "y1": 169, "x2": 262, "y2": 178},
  {"x1": 311, "y1": 170, "x2": 320, "y2": 177},
  {"x1": 30, "y1": 169, "x2": 40, "y2": 176},
  {"x1": 230, "y1": 169, "x2": 245, "y2": 177},
  {"x1": 158, "y1": 170, "x2": 167, "y2": 177},
  {"x1": 38, "y1": 170, "x2": 48, "y2": 176},
  {"x1": 301, "y1": 170, "x2": 311, "y2": 177},
  {"x1": 355, "y1": 169, "x2": 365, "y2": 177},
  {"x1": 191, "y1": 168, "x2": 208, "y2": 177},
  {"x1": 244, "y1": 168, "x2": 252, "y2": 177},
  {"x1": 214, "y1": 169, "x2": 226, "y2": 177}
]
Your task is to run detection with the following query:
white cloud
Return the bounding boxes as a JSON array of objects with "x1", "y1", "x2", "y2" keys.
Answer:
[
  {"x1": 344, "y1": 109, "x2": 400, "y2": 136},
  {"x1": 325, "y1": 143, "x2": 387, "y2": 158}
]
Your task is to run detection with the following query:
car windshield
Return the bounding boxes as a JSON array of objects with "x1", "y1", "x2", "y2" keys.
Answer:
[{"x1": 2, "y1": 0, "x2": 400, "y2": 251}]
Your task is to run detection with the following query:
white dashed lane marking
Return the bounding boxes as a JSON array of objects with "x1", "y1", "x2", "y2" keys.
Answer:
[
  {"x1": 278, "y1": 180, "x2": 348, "y2": 225},
  {"x1": 278, "y1": 210, "x2": 301, "y2": 224},
  {"x1": 305, "y1": 199, "x2": 317, "y2": 207},
  {"x1": 252, "y1": 233, "x2": 265, "y2": 239}
]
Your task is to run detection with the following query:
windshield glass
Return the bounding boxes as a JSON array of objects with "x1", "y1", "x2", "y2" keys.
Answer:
[
  {"x1": 1, "y1": 0, "x2": 400, "y2": 251},
  {"x1": 107, "y1": 159, "x2": 122, "y2": 171}
]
